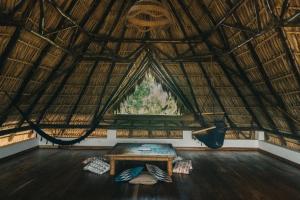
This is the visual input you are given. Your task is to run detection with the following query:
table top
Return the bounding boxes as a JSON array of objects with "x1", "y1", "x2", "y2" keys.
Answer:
[{"x1": 106, "y1": 143, "x2": 177, "y2": 158}]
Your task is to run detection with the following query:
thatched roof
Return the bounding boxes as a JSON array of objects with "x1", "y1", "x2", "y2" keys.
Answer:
[{"x1": 0, "y1": 0, "x2": 300, "y2": 143}]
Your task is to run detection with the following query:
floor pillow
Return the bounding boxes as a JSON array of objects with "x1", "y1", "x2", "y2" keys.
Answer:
[
  {"x1": 114, "y1": 166, "x2": 144, "y2": 182},
  {"x1": 173, "y1": 160, "x2": 192, "y2": 174},
  {"x1": 83, "y1": 159, "x2": 110, "y2": 175},
  {"x1": 129, "y1": 172, "x2": 158, "y2": 185},
  {"x1": 82, "y1": 156, "x2": 107, "y2": 165},
  {"x1": 146, "y1": 164, "x2": 172, "y2": 183}
]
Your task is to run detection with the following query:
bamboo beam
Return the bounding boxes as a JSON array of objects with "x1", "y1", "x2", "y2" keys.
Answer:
[
  {"x1": 194, "y1": 0, "x2": 287, "y2": 141},
  {"x1": 149, "y1": 62, "x2": 192, "y2": 114},
  {"x1": 108, "y1": 54, "x2": 151, "y2": 110},
  {"x1": 39, "y1": 0, "x2": 46, "y2": 34},
  {"x1": 253, "y1": 0, "x2": 262, "y2": 31},
  {"x1": 63, "y1": 61, "x2": 98, "y2": 125},
  {"x1": 150, "y1": 56, "x2": 197, "y2": 115},
  {"x1": 0, "y1": 1, "x2": 79, "y2": 126},
  {"x1": 280, "y1": 0, "x2": 289, "y2": 20},
  {"x1": 1, "y1": 0, "x2": 245, "y2": 48},
  {"x1": 0, "y1": 1, "x2": 34, "y2": 72},
  {"x1": 167, "y1": 0, "x2": 235, "y2": 128},
  {"x1": 15, "y1": 0, "x2": 103, "y2": 127},
  {"x1": 276, "y1": 28, "x2": 300, "y2": 91},
  {"x1": 175, "y1": 0, "x2": 264, "y2": 131},
  {"x1": 64, "y1": 0, "x2": 130, "y2": 126},
  {"x1": 32, "y1": 0, "x2": 108, "y2": 124},
  {"x1": 227, "y1": 0, "x2": 298, "y2": 137},
  {"x1": 81, "y1": 0, "x2": 138, "y2": 135},
  {"x1": 165, "y1": 31, "x2": 207, "y2": 126}
]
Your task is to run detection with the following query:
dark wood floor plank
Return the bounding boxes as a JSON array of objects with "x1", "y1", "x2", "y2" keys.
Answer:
[{"x1": 1, "y1": 149, "x2": 300, "y2": 200}]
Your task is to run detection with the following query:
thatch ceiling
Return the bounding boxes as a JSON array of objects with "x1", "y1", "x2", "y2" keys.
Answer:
[{"x1": 0, "y1": 0, "x2": 300, "y2": 142}]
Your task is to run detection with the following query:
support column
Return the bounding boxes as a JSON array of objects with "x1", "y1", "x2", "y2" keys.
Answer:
[{"x1": 256, "y1": 131, "x2": 265, "y2": 141}]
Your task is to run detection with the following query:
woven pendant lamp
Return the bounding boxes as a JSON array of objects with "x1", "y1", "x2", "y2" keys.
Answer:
[{"x1": 126, "y1": 0, "x2": 173, "y2": 32}]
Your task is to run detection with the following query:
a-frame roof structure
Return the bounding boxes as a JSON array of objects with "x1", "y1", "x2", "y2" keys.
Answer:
[{"x1": 0, "y1": 0, "x2": 300, "y2": 143}]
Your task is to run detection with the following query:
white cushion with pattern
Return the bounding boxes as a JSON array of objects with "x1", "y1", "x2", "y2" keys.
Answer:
[
  {"x1": 173, "y1": 160, "x2": 192, "y2": 174},
  {"x1": 83, "y1": 159, "x2": 110, "y2": 175}
]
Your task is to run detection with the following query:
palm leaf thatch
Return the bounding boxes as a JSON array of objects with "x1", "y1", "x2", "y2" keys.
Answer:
[{"x1": 0, "y1": 0, "x2": 299, "y2": 146}]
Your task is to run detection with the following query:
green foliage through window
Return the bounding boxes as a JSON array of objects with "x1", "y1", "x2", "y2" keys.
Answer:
[{"x1": 115, "y1": 73, "x2": 181, "y2": 115}]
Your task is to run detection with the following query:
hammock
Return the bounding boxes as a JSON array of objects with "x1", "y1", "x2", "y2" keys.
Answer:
[
  {"x1": 193, "y1": 120, "x2": 227, "y2": 149},
  {"x1": 6, "y1": 91, "x2": 227, "y2": 147},
  {"x1": 5, "y1": 92, "x2": 98, "y2": 145}
]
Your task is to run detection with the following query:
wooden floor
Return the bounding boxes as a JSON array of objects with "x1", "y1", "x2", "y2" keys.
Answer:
[{"x1": 1, "y1": 149, "x2": 300, "y2": 200}]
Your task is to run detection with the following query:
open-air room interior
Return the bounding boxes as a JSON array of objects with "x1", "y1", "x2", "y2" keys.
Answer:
[{"x1": 0, "y1": 0, "x2": 300, "y2": 199}]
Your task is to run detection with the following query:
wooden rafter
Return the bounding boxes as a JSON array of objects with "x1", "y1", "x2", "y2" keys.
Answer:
[
  {"x1": 175, "y1": 0, "x2": 265, "y2": 130},
  {"x1": 0, "y1": 1, "x2": 79, "y2": 126},
  {"x1": 226, "y1": 0, "x2": 298, "y2": 138}
]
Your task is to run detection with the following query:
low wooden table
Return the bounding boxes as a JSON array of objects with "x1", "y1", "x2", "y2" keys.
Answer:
[{"x1": 106, "y1": 143, "x2": 177, "y2": 176}]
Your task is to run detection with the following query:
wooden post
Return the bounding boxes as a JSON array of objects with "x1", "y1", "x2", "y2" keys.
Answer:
[
  {"x1": 167, "y1": 158, "x2": 173, "y2": 176},
  {"x1": 110, "y1": 158, "x2": 116, "y2": 176}
]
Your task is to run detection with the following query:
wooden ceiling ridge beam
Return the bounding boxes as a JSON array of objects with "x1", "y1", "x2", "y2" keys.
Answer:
[
  {"x1": 82, "y1": 44, "x2": 145, "y2": 62},
  {"x1": 27, "y1": 29, "x2": 133, "y2": 62},
  {"x1": 175, "y1": 0, "x2": 265, "y2": 131},
  {"x1": 0, "y1": 1, "x2": 79, "y2": 127},
  {"x1": 228, "y1": 0, "x2": 298, "y2": 137},
  {"x1": 34, "y1": 0, "x2": 117, "y2": 125},
  {"x1": 167, "y1": 0, "x2": 235, "y2": 128},
  {"x1": 150, "y1": 45, "x2": 174, "y2": 60}
]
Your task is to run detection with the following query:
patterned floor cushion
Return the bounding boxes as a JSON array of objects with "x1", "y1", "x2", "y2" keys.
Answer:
[
  {"x1": 82, "y1": 156, "x2": 107, "y2": 164},
  {"x1": 83, "y1": 159, "x2": 110, "y2": 175},
  {"x1": 146, "y1": 164, "x2": 172, "y2": 183},
  {"x1": 129, "y1": 172, "x2": 158, "y2": 185},
  {"x1": 114, "y1": 166, "x2": 144, "y2": 182},
  {"x1": 173, "y1": 160, "x2": 192, "y2": 174}
]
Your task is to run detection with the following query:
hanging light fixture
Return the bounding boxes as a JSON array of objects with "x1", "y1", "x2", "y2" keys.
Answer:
[{"x1": 126, "y1": 0, "x2": 173, "y2": 32}]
